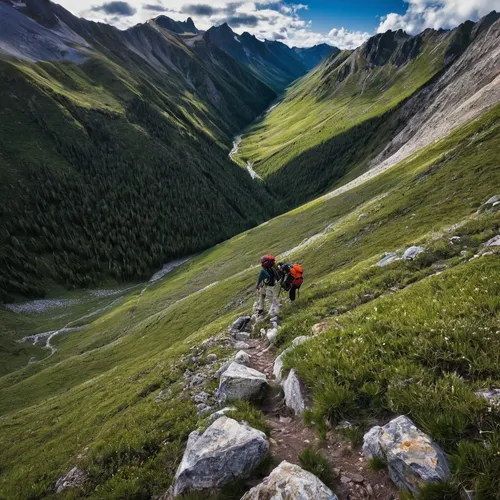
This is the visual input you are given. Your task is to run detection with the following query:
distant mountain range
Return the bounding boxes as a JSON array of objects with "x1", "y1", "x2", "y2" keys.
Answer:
[{"x1": 205, "y1": 23, "x2": 338, "y2": 92}]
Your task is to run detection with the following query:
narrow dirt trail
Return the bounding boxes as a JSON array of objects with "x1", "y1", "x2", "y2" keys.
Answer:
[{"x1": 243, "y1": 337, "x2": 398, "y2": 500}]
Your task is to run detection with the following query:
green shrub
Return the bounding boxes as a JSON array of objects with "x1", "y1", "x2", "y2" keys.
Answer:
[{"x1": 298, "y1": 446, "x2": 336, "y2": 489}]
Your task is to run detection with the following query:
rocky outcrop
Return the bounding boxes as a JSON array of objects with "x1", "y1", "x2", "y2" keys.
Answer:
[
  {"x1": 241, "y1": 461, "x2": 338, "y2": 499},
  {"x1": 484, "y1": 235, "x2": 500, "y2": 247},
  {"x1": 363, "y1": 415, "x2": 450, "y2": 493},
  {"x1": 217, "y1": 362, "x2": 267, "y2": 401},
  {"x1": 282, "y1": 369, "x2": 309, "y2": 415},
  {"x1": 402, "y1": 246, "x2": 426, "y2": 260},
  {"x1": 484, "y1": 194, "x2": 500, "y2": 207},
  {"x1": 173, "y1": 417, "x2": 269, "y2": 497},
  {"x1": 55, "y1": 467, "x2": 88, "y2": 493}
]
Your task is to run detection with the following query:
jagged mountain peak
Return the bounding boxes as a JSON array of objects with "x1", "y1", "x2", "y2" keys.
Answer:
[{"x1": 151, "y1": 15, "x2": 199, "y2": 34}]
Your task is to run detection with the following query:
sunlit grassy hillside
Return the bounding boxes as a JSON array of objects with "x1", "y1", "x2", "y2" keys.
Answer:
[{"x1": 0, "y1": 103, "x2": 499, "y2": 499}]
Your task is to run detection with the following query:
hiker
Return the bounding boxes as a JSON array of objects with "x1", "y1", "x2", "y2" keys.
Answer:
[
  {"x1": 256, "y1": 254, "x2": 279, "y2": 315},
  {"x1": 277, "y1": 262, "x2": 303, "y2": 301}
]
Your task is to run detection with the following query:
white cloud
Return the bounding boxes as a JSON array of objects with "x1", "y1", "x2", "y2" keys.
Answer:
[
  {"x1": 58, "y1": 0, "x2": 371, "y2": 49},
  {"x1": 377, "y1": 0, "x2": 498, "y2": 34}
]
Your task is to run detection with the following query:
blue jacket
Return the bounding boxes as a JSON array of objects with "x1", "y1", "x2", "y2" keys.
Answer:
[{"x1": 256, "y1": 268, "x2": 273, "y2": 288}]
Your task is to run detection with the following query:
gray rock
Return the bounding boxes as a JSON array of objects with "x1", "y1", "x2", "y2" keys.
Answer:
[
  {"x1": 235, "y1": 350, "x2": 251, "y2": 366},
  {"x1": 282, "y1": 369, "x2": 308, "y2": 415},
  {"x1": 233, "y1": 341, "x2": 250, "y2": 350},
  {"x1": 475, "y1": 388, "x2": 500, "y2": 408},
  {"x1": 229, "y1": 316, "x2": 252, "y2": 340},
  {"x1": 206, "y1": 354, "x2": 217, "y2": 363},
  {"x1": 55, "y1": 467, "x2": 88, "y2": 493},
  {"x1": 449, "y1": 236, "x2": 461, "y2": 244},
  {"x1": 218, "y1": 362, "x2": 267, "y2": 401},
  {"x1": 241, "y1": 461, "x2": 337, "y2": 500},
  {"x1": 402, "y1": 246, "x2": 426, "y2": 260},
  {"x1": 484, "y1": 235, "x2": 500, "y2": 247},
  {"x1": 273, "y1": 347, "x2": 291, "y2": 383},
  {"x1": 188, "y1": 373, "x2": 206, "y2": 388},
  {"x1": 484, "y1": 194, "x2": 500, "y2": 206},
  {"x1": 292, "y1": 336, "x2": 309, "y2": 347},
  {"x1": 362, "y1": 415, "x2": 450, "y2": 493},
  {"x1": 197, "y1": 403, "x2": 212, "y2": 415},
  {"x1": 377, "y1": 252, "x2": 401, "y2": 267},
  {"x1": 173, "y1": 417, "x2": 268, "y2": 497},
  {"x1": 193, "y1": 391, "x2": 210, "y2": 404}
]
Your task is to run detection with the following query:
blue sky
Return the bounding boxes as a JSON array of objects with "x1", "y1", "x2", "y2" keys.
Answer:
[
  {"x1": 60, "y1": 0, "x2": 498, "y2": 49},
  {"x1": 305, "y1": 0, "x2": 406, "y2": 33}
]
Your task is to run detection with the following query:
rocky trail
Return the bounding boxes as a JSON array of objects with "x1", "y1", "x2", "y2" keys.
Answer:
[{"x1": 241, "y1": 329, "x2": 397, "y2": 500}]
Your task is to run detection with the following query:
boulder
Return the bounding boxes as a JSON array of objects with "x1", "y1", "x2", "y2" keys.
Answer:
[
  {"x1": 362, "y1": 415, "x2": 450, "y2": 493},
  {"x1": 402, "y1": 246, "x2": 426, "y2": 260},
  {"x1": 484, "y1": 194, "x2": 500, "y2": 206},
  {"x1": 229, "y1": 316, "x2": 252, "y2": 340},
  {"x1": 484, "y1": 235, "x2": 500, "y2": 247},
  {"x1": 173, "y1": 417, "x2": 268, "y2": 497},
  {"x1": 240, "y1": 461, "x2": 337, "y2": 500},
  {"x1": 235, "y1": 350, "x2": 251, "y2": 366},
  {"x1": 55, "y1": 467, "x2": 88, "y2": 493},
  {"x1": 214, "y1": 361, "x2": 231, "y2": 379},
  {"x1": 282, "y1": 369, "x2": 308, "y2": 415},
  {"x1": 377, "y1": 252, "x2": 400, "y2": 267},
  {"x1": 218, "y1": 362, "x2": 267, "y2": 401}
]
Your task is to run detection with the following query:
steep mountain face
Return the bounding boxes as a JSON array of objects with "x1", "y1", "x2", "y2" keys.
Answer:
[
  {"x1": 0, "y1": 0, "x2": 278, "y2": 301},
  {"x1": 235, "y1": 12, "x2": 500, "y2": 206},
  {"x1": 205, "y1": 23, "x2": 336, "y2": 92},
  {"x1": 293, "y1": 43, "x2": 339, "y2": 70}
]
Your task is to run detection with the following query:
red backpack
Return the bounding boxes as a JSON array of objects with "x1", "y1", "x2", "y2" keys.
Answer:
[
  {"x1": 260, "y1": 254, "x2": 275, "y2": 269},
  {"x1": 290, "y1": 264, "x2": 303, "y2": 287}
]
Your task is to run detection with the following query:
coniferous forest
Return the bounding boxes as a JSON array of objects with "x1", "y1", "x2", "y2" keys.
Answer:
[{"x1": 0, "y1": 52, "x2": 278, "y2": 302}]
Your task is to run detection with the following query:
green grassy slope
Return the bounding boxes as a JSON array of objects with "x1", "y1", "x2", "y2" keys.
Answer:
[
  {"x1": 0, "y1": 4, "x2": 279, "y2": 302},
  {"x1": 0, "y1": 102, "x2": 498, "y2": 499},
  {"x1": 234, "y1": 25, "x2": 475, "y2": 206}
]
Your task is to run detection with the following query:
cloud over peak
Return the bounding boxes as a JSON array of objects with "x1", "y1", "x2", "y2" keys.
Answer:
[{"x1": 91, "y1": 1, "x2": 136, "y2": 16}]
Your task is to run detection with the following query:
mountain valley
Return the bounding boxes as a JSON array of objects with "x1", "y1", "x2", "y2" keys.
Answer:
[{"x1": 0, "y1": 2, "x2": 499, "y2": 499}]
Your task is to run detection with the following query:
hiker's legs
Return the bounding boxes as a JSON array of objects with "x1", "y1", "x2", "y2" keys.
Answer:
[
  {"x1": 289, "y1": 285, "x2": 300, "y2": 301},
  {"x1": 268, "y1": 285, "x2": 279, "y2": 316},
  {"x1": 257, "y1": 287, "x2": 266, "y2": 312}
]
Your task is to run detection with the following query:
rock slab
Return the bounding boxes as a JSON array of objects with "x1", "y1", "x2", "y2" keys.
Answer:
[
  {"x1": 241, "y1": 461, "x2": 338, "y2": 500},
  {"x1": 173, "y1": 417, "x2": 268, "y2": 497},
  {"x1": 55, "y1": 467, "x2": 88, "y2": 493},
  {"x1": 218, "y1": 362, "x2": 267, "y2": 401},
  {"x1": 282, "y1": 369, "x2": 308, "y2": 415},
  {"x1": 402, "y1": 246, "x2": 426, "y2": 260},
  {"x1": 363, "y1": 415, "x2": 450, "y2": 493}
]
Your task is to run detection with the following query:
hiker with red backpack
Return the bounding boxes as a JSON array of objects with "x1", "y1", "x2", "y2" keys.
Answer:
[
  {"x1": 256, "y1": 254, "x2": 279, "y2": 315},
  {"x1": 277, "y1": 262, "x2": 303, "y2": 301}
]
